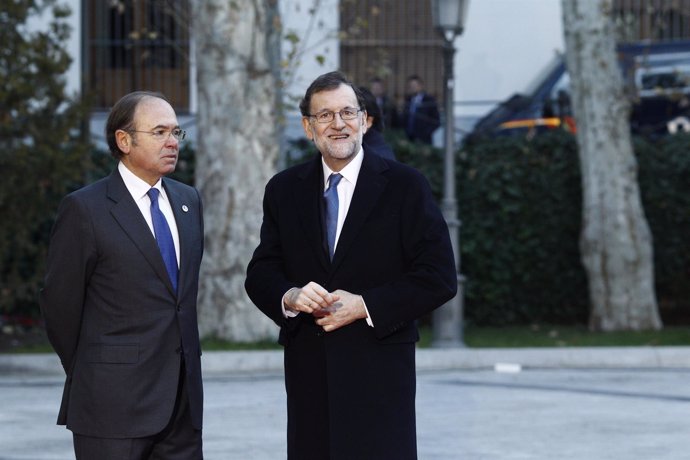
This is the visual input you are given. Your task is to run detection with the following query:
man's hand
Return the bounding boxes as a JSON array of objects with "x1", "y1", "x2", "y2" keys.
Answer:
[
  {"x1": 314, "y1": 289, "x2": 367, "y2": 332},
  {"x1": 284, "y1": 281, "x2": 339, "y2": 315}
]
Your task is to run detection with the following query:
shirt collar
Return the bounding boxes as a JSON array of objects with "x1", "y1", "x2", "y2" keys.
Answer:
[
  {"x1": 321, "y1": 148, "x2": 364, "y2": 189},
  {"x1": 118, "y1": 161, "x2": 163, "y2": 200}
]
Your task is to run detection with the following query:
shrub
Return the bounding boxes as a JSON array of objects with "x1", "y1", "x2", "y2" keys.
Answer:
[
  {"x1": 0, "y1": 1, "x2": 91, "y2": 318},
  {"x1": 636, "y1": 134, "x2": 690, "y2": 322},
  {"x1": 457, "y1": 132, "x2": 588, "y2": 325},
  {"x1": 457, "y1": 131, "x2": 690, "y2": 326}
]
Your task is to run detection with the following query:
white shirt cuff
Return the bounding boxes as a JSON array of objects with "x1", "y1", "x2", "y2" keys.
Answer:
[
  {"x1": 282, "y1": 288, "x2": 299, "y2": 318},
  {"x1": 361, "y1": 296, "x2": 374, "y2": 327}
]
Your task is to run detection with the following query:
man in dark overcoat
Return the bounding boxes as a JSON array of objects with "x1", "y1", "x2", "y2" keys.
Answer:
[{"x1": 245, "y1": 71, "x2": 457, "y2": 460}]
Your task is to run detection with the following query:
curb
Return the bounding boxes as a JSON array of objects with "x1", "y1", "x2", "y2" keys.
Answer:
[
  {"x1": 414, "y1": 346, "x2": 690, "y2": 371},
  {"x1": 2, "y1": 346, "x2": 690, "y2": 377}
]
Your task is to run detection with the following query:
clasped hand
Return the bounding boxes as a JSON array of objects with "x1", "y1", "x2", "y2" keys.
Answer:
[{"x1": 285, "y1": 282, "x2": 367, "y2": 332}]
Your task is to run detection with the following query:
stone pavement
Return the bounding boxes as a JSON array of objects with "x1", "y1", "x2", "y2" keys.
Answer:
[{"x1": 2, "y1": 348, "x2": 690, "y2": 459}]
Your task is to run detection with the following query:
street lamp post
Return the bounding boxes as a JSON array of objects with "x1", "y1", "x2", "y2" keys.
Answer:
[{"x1": 431, "y1": 0, "x2": 469, "y2": 348}]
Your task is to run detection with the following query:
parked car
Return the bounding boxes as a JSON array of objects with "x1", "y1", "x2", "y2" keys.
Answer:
[{"x1": 465, "y1": 40, "x2": 690, "y2": 144}]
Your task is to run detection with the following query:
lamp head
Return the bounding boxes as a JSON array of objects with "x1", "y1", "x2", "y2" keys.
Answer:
[{"x1": 431, "y1": 0, "x2": 469, "y2": 40}]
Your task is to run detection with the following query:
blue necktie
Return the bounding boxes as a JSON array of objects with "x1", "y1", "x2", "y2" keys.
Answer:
[
  {"x1": 148, "y1": 188, "x2": 178, "y2": 292},
  {"x1": 324, "y1": 173, "x2": 342, "y2": 260}
]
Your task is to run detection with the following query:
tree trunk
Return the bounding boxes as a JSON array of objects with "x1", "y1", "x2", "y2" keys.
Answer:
[
  {"x1": 561, "y1": 0, "x2": 661, "y2": 330},
  {"x1": 192, "y1": 0, "x2": 280, "y2": 341}
]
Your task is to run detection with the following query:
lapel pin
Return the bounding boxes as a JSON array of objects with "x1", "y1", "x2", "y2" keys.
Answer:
[{"x1": 182, "y1": 205, "x2": 189, "y2": 213}]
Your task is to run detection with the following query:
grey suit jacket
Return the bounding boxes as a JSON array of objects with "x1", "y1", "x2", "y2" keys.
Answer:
[{"x1": 40, "y1": 169, "x2": 204, "y2": 438}]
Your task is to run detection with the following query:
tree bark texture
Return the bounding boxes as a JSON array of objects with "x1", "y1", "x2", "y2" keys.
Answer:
[
  {"x1": 561, "y1": 0, "x2": 661, "y2": 330},
  {"x1": 192, "y1": 0, "x2": 281, "y2": 341}
]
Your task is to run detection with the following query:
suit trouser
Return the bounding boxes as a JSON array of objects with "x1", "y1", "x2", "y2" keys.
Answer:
[{"x1": 72, "y1": 361, "x2": 202, "y2": 460}]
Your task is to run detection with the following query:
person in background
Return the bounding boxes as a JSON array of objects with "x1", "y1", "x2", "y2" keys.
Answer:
[
  {"x1": 359, "y1": 85, "x2": 396, "y2": 160},
  {"x1": 401, "y1": 74, "x2": 441, "y2": 144},
  {"x1": 245, "y1": 70, "x2": 457, "y2": 459},
  {"x1": 369, "y1": 76, "x2": 398, "y2": 131},
  {"x1": 40, "y1": 91, "x2": 205, "y2": 460}
]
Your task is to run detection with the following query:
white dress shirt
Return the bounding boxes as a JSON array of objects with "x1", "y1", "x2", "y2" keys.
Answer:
[
  {"x1": 118, "y1": 162, "x2": 180, "y2": 267},
  {"x1": 321, "y1": 148, "x2": 364, "y2": 251},
  {"x1": 283, "y1": 149, "x2": 373, "y2": 326}
]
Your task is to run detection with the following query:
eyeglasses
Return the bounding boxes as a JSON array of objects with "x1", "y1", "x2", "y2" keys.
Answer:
[
  {"x1": 308, "y1": 108, "x2": 362, "y2": 124},
  {"x1": 127, "y1": 128, "x2": 186, "y2": 141}
]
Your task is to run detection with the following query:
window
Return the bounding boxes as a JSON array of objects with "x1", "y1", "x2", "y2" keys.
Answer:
[{"x1": 86, "y1": 0, "x2": 190, "y2": 111}]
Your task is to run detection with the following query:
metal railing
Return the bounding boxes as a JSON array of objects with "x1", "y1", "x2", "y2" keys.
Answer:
[{"x1": 84, "y1": 0, "x2": 190, "y2": 112}]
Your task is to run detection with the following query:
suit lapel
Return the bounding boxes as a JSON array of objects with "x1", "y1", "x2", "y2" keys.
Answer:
[
  {"x1": 332, "y1": 152, "x2": 389, "y2": 269},
  {"x1": 107, "y1": 170, "x2": 176, "y2": 296},
  {"x1": 296, "y1": 155, "x2": 331, "y2": 271}
]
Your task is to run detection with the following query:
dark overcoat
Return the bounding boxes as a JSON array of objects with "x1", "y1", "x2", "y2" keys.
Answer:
[{"x1": 245, "y1": 151, "x2": 457, "y2": 459}]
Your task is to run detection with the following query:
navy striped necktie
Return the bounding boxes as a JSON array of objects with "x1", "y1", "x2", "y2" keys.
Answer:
[{"x1": 324, "y1": 173, "x2": 342, "y2": 260}]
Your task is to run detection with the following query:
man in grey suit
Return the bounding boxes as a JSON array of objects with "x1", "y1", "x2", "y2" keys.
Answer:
[{"x1": 40, "y1": 91, "x2": 204, "y2": 459}]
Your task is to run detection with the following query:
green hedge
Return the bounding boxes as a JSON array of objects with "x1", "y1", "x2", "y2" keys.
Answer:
[
  {"x1": 395, "y1": 132, "x2": 587, "y2": 325},
  {"x1": 455, "y1": 133, "x2": 587, "y2": 325},
  {"x1": 397, "y1": 130, "x2": 690, "y2": 326},
  {"x1": 1, "y1": 142, "x2": 89, "y2": 318},
  {"x1": 636, "y1": 134, "x2": 690, "y2": 322}
]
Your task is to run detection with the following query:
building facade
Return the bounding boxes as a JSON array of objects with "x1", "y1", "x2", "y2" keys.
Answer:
[{"x1": 39, "y1": 0, "x2": 690, "y2": 145}]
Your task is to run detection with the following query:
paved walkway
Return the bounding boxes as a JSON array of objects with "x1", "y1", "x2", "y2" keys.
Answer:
[{"x1": 2, "y1": 348, "x2": 690, "y2": 459}]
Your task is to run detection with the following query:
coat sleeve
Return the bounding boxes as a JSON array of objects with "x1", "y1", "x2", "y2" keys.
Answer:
[
  {"x1": 361, "y1": 170, "x2": 457, "y2": 339},
  {"x1": 39, "y1": 194, "x2": 97, "y2": 373},
  {"x1": 245, "y1": 178, "x2": 296, "y2": 327}
]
